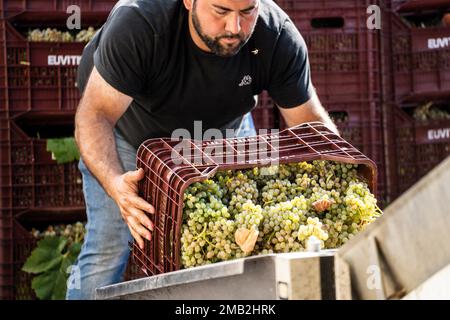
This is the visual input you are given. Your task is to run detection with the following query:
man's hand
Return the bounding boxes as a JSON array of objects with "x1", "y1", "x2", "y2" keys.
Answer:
[
  {"x1": 75, "y1": 66, "x2": 155, "y2": 250},
  {"x1": 110, "y1": 168, "x2": 155, "y2": 250}
]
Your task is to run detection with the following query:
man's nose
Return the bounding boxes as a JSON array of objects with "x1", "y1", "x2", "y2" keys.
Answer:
[{"x1": 225, "y1": 12, "x2": 241, "y2": 35}]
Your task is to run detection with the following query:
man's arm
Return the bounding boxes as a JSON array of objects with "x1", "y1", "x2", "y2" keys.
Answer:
[
  {"x1": 75, "y1": 66, "x2": 154, "y2": 249},
  {"x1": 277, "y1": 90, "x2": 339, "y2": 135}
]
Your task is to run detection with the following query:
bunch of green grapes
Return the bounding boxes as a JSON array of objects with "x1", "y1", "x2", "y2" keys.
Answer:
[
  {"x1": 27, "y1": 28, "x2": 73, "y2": 42},
  {"x1": 257, "y1": 195, "x2": 309, "y2": 254},
  {"x1": 181, "y1": 161, "x2": 382, "y2": 269},
  {"x1": 181, "y1": 179, "x2": 243, "y2": 267},
  {"x1": 234, "y1": 201, "x2": 263, "y2": 256},
  {"x1": 27, "y1": 27, "x2": 97, "y2": 43},
  {"x1": 30, "y1": 221, "x2": 86, "y2": 244},
  {"x1": 413, "y1": 102, "x2": 450, "y2": 122},
  {"x1": 298, "y1": 217, "x2": 329, "y2": 248},
  {"x1": 218, "y1": 170, "x2": 259, "y2": 215},
  {"x1": 75, "y1": 27, "x2": 97, "y2": 42}
]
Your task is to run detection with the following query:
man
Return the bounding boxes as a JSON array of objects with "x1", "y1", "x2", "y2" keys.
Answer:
[{"x1": 67, "y1": 0, "x2": 338, "y2": 299}]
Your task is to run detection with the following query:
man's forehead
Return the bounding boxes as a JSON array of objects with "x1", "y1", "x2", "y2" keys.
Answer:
[{"x1": 206, "y1": 0, "x2": 259, "y2": 10}]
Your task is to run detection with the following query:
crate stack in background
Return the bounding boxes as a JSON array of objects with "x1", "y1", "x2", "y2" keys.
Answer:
[
  {"x1": 0, "y1": 0, "x2": 117, "y2": 300},
  {"x1": 251, "y1": 91, "x2": 280, "y2": 131},
  {"x1": 272, "y1": 0, "x2": 396, "y2": 208},
  {"x1": 389, "y1": 0, "x2": 450, "y2": 199}
]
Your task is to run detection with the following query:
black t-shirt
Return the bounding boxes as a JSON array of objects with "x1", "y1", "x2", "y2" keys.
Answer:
[{"x1": 77, "y1": 0, "x2": 313, "y2": 149}]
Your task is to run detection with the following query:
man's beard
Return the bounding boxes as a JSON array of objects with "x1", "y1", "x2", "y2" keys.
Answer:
[{"x1": 191, "y1": 2, "x2": 254, "y2": 57}]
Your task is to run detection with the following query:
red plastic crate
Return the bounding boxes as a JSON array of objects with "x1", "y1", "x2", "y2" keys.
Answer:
[
  {"x1": 0, "y1": 23, "x2": 5, "y2": 113},
  {"x1": 274, "y1": 0, "x2": 394, "y2": 103},
  {"x1": 0, "y1": 114, "x2": 12, "y2": 299},
  {"x1": 391, "y1": 0, "x2": 408, "y2": 11},
  {"x1": 278, "y1": 0, "x2": 391, "y2": 32},
  {"x1": 251, "y1": 107, "x2": 276, "y2": 130},
  {"x1": 132, "y1": 122, "x2": 378, "y2": 276},
  {"x1": 409, "y1": 28, "x2": 450, "y2": 51},
  {"x1": 388, "y1": 105, "x2": 450, "y2": 200},
  {"x1": 387, "y1": 106, "x2": 417, "y2": 199},
  {"x1": 414, "y1": 118, "x2": 450, "y2": 178},
  {"x1": 0, "y1": 217, "x2": 36, "y2": 300},
  {"x1": 320, "y1": 100, "x2": 384, "y2": 162},
  {"x1": 251, "y1": 91, "x2": 277, "y2": 130},
  {"x1": 1, "y1": 20, "x2": 84, "y2": 118},
  {"x1": 10, "y1": 219, "x2": 35, "y2": 300},
  {"x1": 0, "y1": 210, "x2": 14, "y2": 300},
  {"x1": 393, "y1": 24, "x2": 450, "y2": 101},
  {"x1": 394, "y1": 0, "x2": 450, "y2": 12},
  {"x1": 0, "y1": 121, "x2": 84, "y2": 212},
  {"x1": 0, "y1": 0, "x2": 116, "y2": 21},
  {"x1": 276, "y1": 0, "x2": 386, "y2": 12},
  {"x1": 1, "y1": 212, "x2": 89, "y2": 300},
  {"x1": 0, "y1": 111, "x2": 9, "y2": 145}
]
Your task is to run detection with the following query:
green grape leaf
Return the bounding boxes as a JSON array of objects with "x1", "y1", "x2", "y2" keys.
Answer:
[
  {"x1": 22, "y1": 237, "x2": 67, "y2": 274},
  {"x1": 46, "y1": 137, "x2": 80, "y2": 164},
  {"x1": 51, "y1": 243, "x2": 83, "y2": 300},
  {"x1": 31, "y1": 268, "x2": 60, "y2": 300},
  {"x1": 22, "y1": 223, "x2": 86, "y2": 300},
  {"x1": 68, "y1": 242, "x2": 82, "y2": 260},
  {"x1": 51, "y1": 267, "x2": 69, "y2": 300},
  {"x1": 27, "y1": 240, "x2": 83, "y2": 300},
  {"x1": 31, "y1": 264, "x2": 68, "y2": 300}
]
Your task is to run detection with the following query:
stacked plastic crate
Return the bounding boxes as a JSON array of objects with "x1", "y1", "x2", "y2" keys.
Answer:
[
  {"x1": 0, "y1": 0, "x2": 116, "y2": 300},
  {"x1": 390, "y1": 1, "x2": 450, "y2": 198},
  {"x1": 274, "y1": 0, "x2": 395, "y2": 207},
  {"x1": 251, "y1": 91, "x2": 280, "y2": 131}
]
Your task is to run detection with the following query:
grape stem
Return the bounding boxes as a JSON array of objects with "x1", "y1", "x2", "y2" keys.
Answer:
[
  {"x1": 326, "y1": 172, "x2": 334, "y2": 185},
  {"x1": 192, "y1": 223, "x2": 208, "y2": 241},
  {"x1": 265, "y1": 230, "x2": 276, "y2": 243}
]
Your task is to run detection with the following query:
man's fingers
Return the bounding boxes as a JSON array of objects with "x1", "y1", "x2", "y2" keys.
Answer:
[
  {"x1": 126, "y1": 204, "x2": 154, "y2": 231},
  {"x1": 129, "y1": 227, "x2": 144, "y2": 250},
  {"x1": 130, "y1": 195, "x2": 155, "y2": 215},
  {"x1": 132, "y1": 207, "x2": 154, "y2": 232},
  {"x1": 127, "y1": 215, "x2": 152, "y2": 241}
]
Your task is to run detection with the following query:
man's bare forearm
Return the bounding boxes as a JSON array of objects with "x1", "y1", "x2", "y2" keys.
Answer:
[
  {"x1": 280, "y1": 92, "x2": 339, "y2": 135},
  {"x1": 306, "y1": 98, "x2": 339, "y2": 135},
  {"x1": 75, "y1": 106, "x2": 124, "y2": 199}
]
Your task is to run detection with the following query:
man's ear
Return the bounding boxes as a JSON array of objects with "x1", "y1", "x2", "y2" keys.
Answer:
[{"x1": 183, "y1": 0, "x2": 194, "y2": 11}]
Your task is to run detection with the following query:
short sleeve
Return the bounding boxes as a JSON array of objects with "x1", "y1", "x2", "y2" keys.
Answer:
[
  {"x1": 267, "y1": 19, "x2": 314, "y2": 108},
  {"x1": 93, "y1": 6, "x2": 152, "y2": 97}
]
